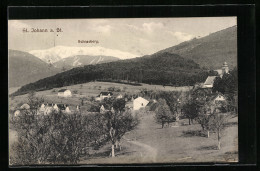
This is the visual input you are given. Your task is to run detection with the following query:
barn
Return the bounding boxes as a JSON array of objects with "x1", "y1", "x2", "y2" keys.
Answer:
[{"x1": 58, "y1": 89, "x2": 72, "y2": 97}]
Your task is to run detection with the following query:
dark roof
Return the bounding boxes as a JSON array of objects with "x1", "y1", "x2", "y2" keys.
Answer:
[
  {"x1": 57, "y1": 104, "x2": 66, "y2": 110},
  {"x1": 100, "y1": 92, "x2": 113, "y2": 96},
  {"x1": 58, "y1": 89, "x2": 68, "y2": 92}
]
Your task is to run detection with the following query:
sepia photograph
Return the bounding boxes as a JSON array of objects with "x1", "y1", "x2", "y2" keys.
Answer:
[{"x1": 8, "y1": 17, "x2": 238, "y2": 165}]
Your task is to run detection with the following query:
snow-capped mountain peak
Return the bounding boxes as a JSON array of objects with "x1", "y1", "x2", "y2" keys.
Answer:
[{"x1": 29, "y1": 46, "x2": 138, "y2": 63}]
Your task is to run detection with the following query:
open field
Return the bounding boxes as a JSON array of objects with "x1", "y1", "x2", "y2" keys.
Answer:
[
  {"x1": 79, "y1": 112, "x2": 238, "y2": 164},
  {"x1": 9, "y1": 81, "x2": 192, "y2": 109}
]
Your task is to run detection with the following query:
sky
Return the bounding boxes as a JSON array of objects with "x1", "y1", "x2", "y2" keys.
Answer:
[{"x1": 8, "y1": 17, "x2": 236, "y2": 56}]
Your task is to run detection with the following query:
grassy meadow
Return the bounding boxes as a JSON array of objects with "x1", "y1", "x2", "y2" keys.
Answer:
[
  {"x1": 79, "y1": 111, "x2": 238, "y2": 164},
  {"x1": 9, "y1": 81, "x2": 192, "y2": 109}
]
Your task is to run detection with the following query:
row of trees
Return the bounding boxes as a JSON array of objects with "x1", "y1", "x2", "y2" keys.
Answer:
[
  {"x1": 153, "y1": 86, "x2": 234, "y2": 150},
  {"x1": 10, "y1": 93, "x2": 139, "y2": 165}
]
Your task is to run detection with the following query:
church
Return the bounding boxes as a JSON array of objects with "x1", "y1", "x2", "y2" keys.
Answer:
[{"x1": 203, "y1": 62, "x2": 229, "y2": 88}]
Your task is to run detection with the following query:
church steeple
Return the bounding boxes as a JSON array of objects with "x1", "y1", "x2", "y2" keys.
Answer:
[{"x1": 222, "y1": 62, "x2": 229, "y2": 74}]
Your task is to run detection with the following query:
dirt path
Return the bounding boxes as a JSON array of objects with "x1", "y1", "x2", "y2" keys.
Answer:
[{"x1": 123, "y1": 137, "x2": 157, "y2": 162}]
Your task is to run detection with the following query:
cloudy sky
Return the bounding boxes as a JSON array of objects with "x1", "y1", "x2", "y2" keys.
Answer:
[{"x1": 8, "y1": 17, "x2": 236, "y2": 56}]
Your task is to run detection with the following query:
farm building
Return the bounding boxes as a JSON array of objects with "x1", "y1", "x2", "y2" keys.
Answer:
[
  {"x1": 58, "y1": 89, "x2": 72, "y2": 97},
  {"x1": 95, "y1": 92, "x2": 113, "y2": 101},
  {"x1": 133, "y1": 97, "x2": 149, "y2": 110}
]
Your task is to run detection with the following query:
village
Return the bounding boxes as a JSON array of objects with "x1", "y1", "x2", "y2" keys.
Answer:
[
  {"x1": 11, "y1": 62, "x2": 232, "y2": 117},
  {"x1": 9, "y1": 62, "x2": 238, "y2": 164}
]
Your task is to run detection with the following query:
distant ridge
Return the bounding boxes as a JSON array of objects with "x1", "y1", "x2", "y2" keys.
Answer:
[
  {"x1": 8, "y1": 49, "x2": 60, "y2": 87},
  {"x1": 157, "y1": 26, "x2": 237, "y2": 69}
]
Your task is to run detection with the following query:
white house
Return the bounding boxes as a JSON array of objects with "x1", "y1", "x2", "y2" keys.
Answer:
[
  {"x1": 133, "y1": 97, "x2": 149, "y2": 110},
  {"x1": 213, "y1": 94, "x2": 227, "y2": 103},
  {"x1": 100, "y1": 105, "x2": 105, "y2": 113},
  {"x1": 14, "y1": 110, "x2": 21, "y2": 117},
  {"x1": 116, "y1": 94, "x2": 123, "y2": 99},
  {"x1": 53, "y1": 104, "x2": 59, "y2": 112},
  {"x1": 58, "y1": 89, "x2": 72, "y2": 97},
  {"x1": 65, "y1": 106, "x2": 71, "y2": 113}
]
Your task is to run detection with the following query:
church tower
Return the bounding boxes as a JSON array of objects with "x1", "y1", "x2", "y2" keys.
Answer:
[{"x1": 222, "y1": 62, "x2": 229, "y2": 74}]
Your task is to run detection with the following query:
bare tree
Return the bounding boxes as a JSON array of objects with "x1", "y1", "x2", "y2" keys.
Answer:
[
  {"x1": 102, "y1": 98, "x2": 139, "y2": 157},
  {"x1": 210, "y1": 113, "x2": 229, "y2": 150}
]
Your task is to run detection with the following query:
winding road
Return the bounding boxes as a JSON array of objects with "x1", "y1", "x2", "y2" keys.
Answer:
[{"x1": 123, "y1": 137, "x2": 157, "y2": 162}]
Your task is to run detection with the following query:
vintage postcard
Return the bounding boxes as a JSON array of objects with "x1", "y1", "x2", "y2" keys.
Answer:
[{"x1": 8, "y1": 17, "x2": 238, "y2": 165}]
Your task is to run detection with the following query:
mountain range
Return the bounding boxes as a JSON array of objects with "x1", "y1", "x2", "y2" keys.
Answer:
[
  {"x1": 53, "y1": 55, "x2": 119, "y2": 70},
  {"x1": 29, "y1": 46, "x2": 137, "y2": 64},
  {"x1": 10, "y1": 25, "x2": 237, "y2": 91}
]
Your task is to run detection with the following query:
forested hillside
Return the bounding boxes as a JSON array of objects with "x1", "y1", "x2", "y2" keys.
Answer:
[
  {"x1": 157, "y1": 26, "x2": 237, "y2": 69},
  {"x1": 13, "y1": 52, "x2": 209, "y2": 96}
]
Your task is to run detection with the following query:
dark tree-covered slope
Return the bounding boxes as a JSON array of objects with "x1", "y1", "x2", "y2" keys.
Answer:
[{"x1": 13, "y1": 52, "x2": 209, "y2": 96}]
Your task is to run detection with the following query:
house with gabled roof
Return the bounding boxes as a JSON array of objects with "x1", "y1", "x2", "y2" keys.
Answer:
[
  {"x1": 58, "y1": 89, "x2": 72, "y2": 97},
  {"x1": 203, "y1": 76, "x2": 217, "y2": 88},
  {"x1": 133, "y1": 97, "x2": 149, "y2": 111},
  {"x1": 95, "y1": 92, "x2": 113, "y2": 101}
]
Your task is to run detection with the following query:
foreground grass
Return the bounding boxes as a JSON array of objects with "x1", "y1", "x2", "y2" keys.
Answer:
[
  {"x1": 80, "y1": 112, "x2": 238, "y2": 164},
  {"x1": 9, "y1": 112, "x2": 238, "y2": 164}
]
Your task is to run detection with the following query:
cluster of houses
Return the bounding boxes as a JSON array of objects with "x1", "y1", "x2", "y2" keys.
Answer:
[
  {"x1": 13, "y1": 103, "x2": 80, "y2": 117},
  {"x1": 191, "y1": 62, "x2": 232, "y2": 113},
  {"x1": 12, "y1": 62, "x2": 231, "y2": 117}
]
